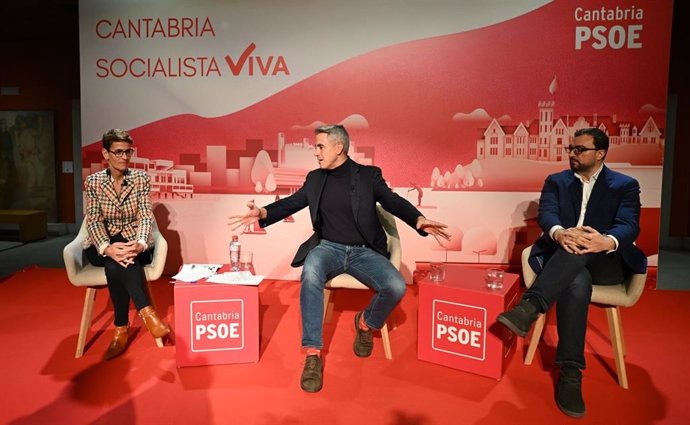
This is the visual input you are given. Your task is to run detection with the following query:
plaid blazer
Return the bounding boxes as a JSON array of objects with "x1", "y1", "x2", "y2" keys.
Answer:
[{"x1": 83, "y1": 168, "x2": 154, "y2": 252}]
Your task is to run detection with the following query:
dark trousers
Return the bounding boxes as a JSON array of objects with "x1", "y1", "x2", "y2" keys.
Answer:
[
  {"x1": 524, "y1": 248, "x2": 626, "y2": 369},
  {"x1": 84, "y1": 234, "x2": 153, "y2": 327}
]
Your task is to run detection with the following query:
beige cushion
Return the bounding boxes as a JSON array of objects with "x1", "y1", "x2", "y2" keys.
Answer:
[{"x1": 63, "y1": 219, "x2": 168, "y2": 287}]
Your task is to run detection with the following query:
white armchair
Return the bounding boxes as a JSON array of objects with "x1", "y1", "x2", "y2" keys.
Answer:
[
  {"x1": 63, "y1": 218, "x2": 168, "y2": 358},
  {"x1": 521, "y1": 245, "x2": 647, "y2": 388}
]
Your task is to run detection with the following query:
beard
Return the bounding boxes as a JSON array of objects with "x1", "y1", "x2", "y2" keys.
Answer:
[{"x1": 569, "y1": 159, "x2": 596, "y2": 175}]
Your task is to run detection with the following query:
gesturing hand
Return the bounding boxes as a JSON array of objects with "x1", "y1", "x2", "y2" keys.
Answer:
[
  {"x1": 228, "y1": 200, "x2": 263, "y2": 232},
  {"x1": 416, "y1": 217, "x2": 451, "y2": 244}
]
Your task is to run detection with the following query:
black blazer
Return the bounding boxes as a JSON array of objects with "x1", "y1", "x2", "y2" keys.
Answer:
[
  {"x1": 528, "y1": 165, "x2": 647, "y2": 275},
  {"x1": 259, "y1": 158, "x2": 426, "y2": 267}
]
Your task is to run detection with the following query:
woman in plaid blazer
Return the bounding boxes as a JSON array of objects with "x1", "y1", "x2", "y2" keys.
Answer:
[{"x1": 82, "y1": 129, "x2": 170, "y2": 359}]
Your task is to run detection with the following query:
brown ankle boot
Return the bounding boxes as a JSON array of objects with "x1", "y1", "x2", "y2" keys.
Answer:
[
  {"x1": 139, "y1": 306, "x2": 170, "y2": 338},
  {"x1": 104, "y1": 325, "x2": 129, "y2": 360}
]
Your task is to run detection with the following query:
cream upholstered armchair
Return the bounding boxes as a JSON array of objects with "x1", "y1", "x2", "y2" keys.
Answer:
[
  {"x1": 322, "y1": 204, "x2": 401, "y2": 360},
  {"x1": 521, "y1": 245, "x2": 647, "y2": 389},
  {"x1": 63, "y1": 218, "x2": 168, "y2": 358}
]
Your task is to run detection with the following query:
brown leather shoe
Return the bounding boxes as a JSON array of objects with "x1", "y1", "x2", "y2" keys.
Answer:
[
  {"x1": 104, "y1": 325, "x2": 129, "y2": 360},
  {"x1": 300, "y1": 355, "x2": 323, "y2": 392},
  {"x1": 353, "y1": 311, "x2": 374, "y2": 357},
  {"x1": 139, "y1": 306, "x2": 170, "y2": 338}
]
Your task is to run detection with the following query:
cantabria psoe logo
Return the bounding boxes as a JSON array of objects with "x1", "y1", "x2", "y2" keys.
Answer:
[
  {"x1": 573, "y1": 5, "x2": 645, "y2": 50},
  {"x1": 94, "y1": 17, "x2": 290, "y2": 78},
  {"x1": 191, "y1": 299, "x2": 245, "y2": 352},
  {"x1": 432, "y1": 299, "x2": 486, "y2": 361}
]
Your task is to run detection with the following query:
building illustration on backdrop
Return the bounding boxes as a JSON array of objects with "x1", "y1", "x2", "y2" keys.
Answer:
[
  {"x1": 431, "y1": 94, "x2": 664, "y2": 190},
  {"x1": 476, "y1": 99, "x2": 663, "y2": 162},
  {"x1": 82, "y1": 131, "x2": 375, "y2": 197},
  {"x1": 84, "y1": 153, "x2": 194, "y2": 199}
]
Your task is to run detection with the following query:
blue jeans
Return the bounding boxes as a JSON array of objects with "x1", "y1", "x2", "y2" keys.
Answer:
[{"x1": 300, "y1": 239, "x2": 406, "y2": 349}]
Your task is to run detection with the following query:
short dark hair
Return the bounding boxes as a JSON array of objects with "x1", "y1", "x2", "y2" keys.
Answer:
[
  {"x1": 574, "y1": 127, "x2": 609, "y2": 151},
  {"x1": 315, "y1": 124, "x2": 350, "y2": 154},
  {"x1": 102, "y1": 129, "x2": 133, "y2": 150}
]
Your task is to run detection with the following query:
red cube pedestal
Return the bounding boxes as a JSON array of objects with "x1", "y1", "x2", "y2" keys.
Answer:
[
  {"x1": 174, "y1": 279, "x2": 259, "y2": 367},
  {"x1": 418, "y1": 265, "x2": 520, "y2": 380}
]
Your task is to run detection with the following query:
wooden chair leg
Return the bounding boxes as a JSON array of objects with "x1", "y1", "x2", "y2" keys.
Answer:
[
  {"x1": 388, "y1": 306, "x2": 398, "y2": 331},
  {"x1": 524, "y1": 313, "x2": 546, "y2": 365},
  {"x1": 380, "y1": 322, "x2": 392, "y2": 360},
  {"x1": 606, "y1": 306, "x2": 629, "y2": 389},
  {"x1": 76, "y1": 287, "x2": 97, "y2": 358},
  {"x1": 615, "y1": 306, "x2": 626, "y2": 357},
  {"x1": 323, "y1": 288, "x2": 334, "y2": 323}
]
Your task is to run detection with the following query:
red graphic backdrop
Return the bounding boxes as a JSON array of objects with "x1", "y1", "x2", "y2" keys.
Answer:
[
  {"x1": 80, "y1": 0, "x2": 672, "y2": 277},
  {"x1": 84, "y1": 1, "x2": 670, "y2": 188}
]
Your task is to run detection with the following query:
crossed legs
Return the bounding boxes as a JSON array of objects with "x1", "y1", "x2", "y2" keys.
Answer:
[{"x1": 498, "y1": 248, "x2": 625, "y2": 417}]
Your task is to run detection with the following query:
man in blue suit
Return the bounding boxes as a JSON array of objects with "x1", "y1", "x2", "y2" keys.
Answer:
[
  {"x1": 230, "y1": 124, "x2": 450, "y2": 392},
  {"x1": 497, "y1": 127, "x2": 646, "y2": 418}
]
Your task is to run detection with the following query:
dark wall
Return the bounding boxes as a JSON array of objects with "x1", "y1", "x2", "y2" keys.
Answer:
[
  {"x1": 0, "y1": 0, "x2": 79, "y2": 223},
  {"x1": 668, "y1": 0, "x2": 690, "y2": 238}
]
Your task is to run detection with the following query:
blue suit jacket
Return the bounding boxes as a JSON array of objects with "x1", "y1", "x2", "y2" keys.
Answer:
[
  {"x1": 259, "y1": 158, "x2": 426, "y2": 267},
  {"x1": 528, "y1": 165, "x2": 647, "y2": 275}
]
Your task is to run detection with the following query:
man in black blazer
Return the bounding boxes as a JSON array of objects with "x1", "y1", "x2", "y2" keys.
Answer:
[
  {"x1": 231, "y1": 124, "x2": 449, "y2": 392},
  {"x1": 497, "y1": 127, "x2": 646, "y2": 418}
]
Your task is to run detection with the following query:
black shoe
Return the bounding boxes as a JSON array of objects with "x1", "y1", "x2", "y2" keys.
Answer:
[
  {"x1": 556, "y1": 366, "x2": 586, "y2": 418},
  {"x1": 496, "y1": 299, "x2": 539, "y2": 337},
  {"x1": 353, "y1": 311, "x2": 374, "y2": 357},
  {"x1": 300, "y1": 355, "x2": 323, "y2": 393}
]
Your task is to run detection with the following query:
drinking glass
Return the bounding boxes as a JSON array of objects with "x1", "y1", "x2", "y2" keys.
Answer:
[
  {"x1": 486, "y1": 268, "x2": 504, "y2": 290},
  {"x1": 239, "y1": 251, "x2": 253, "y2": 271},
  {"x1": 429, "y1": 262, "x2": 446, "y2": 282}
]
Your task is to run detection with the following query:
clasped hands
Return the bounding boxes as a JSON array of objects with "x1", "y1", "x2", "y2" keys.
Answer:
[
  {"x1": 554, "y1": 225, "x2": 615, "y2": 255},
  {"x1": 105, "y1": 241, "x2": 144, "y2": 267}
]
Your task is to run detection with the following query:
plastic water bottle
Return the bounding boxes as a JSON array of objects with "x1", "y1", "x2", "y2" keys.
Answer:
[{"x1": 229, "y1": 235, "x2": 241, "y2": 271}]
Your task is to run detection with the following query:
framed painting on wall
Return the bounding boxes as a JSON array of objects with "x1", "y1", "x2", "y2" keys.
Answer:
[{"x1": 0, "y1": 110, "x2": 57, "y2": 221}]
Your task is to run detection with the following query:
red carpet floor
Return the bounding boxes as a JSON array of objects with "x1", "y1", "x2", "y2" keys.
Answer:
[{"x1": 1, "y1": 267, "x2": 689, "y2": 425}]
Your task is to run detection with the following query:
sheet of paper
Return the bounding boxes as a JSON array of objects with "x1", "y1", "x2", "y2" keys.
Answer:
[
  {"x1": 172, "y1": 264, "x2": 222, "y2": 282},
  {"x1": 206, "y1": 271, "x2": 264, "y2": 286}
]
